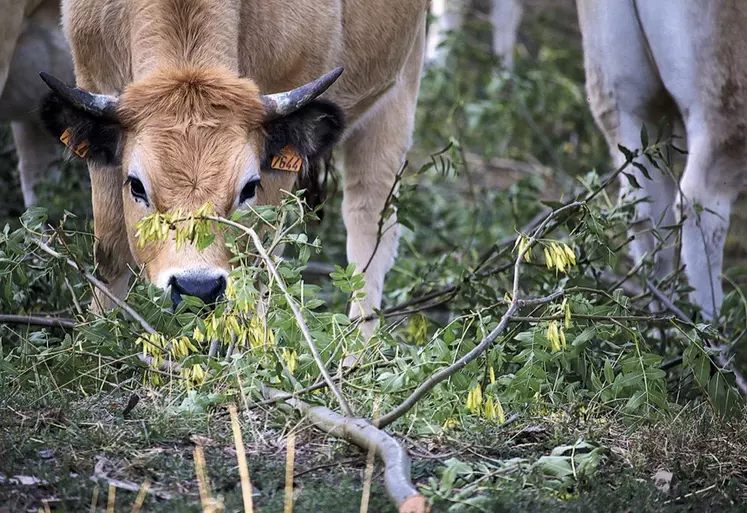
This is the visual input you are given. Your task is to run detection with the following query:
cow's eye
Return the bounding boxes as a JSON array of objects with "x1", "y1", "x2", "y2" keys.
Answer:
[
  {"x1": 126, "y1": 176, "x2": 148, "y2": 205},
  {"x1": 239, "y1": 176, "x2": 261, "y2": 204}
]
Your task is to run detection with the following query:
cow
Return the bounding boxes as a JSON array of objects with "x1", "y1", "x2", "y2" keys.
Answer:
[
  {"x1": 425, "y1": 0, "x2": 523, "y2": 69},
  {"x1": 39, "y1": 0, "x2": 427, "y2": 338},
  {"x1": 0, "y1": 0, "x2": 74, "y2": 207},
  {"x1": 576, "y1": 0, "x2": 747, "y2": 320}
]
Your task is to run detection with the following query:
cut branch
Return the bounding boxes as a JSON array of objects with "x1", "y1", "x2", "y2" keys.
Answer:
[
  {"x1": 262, "y1": 386, "x2": 429, "y2": 513},
  {"x1": 377, "y1": 203, "x2": 582, "y2": 428}
]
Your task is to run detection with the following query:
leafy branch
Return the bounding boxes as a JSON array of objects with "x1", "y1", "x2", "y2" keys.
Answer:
[{"x1": 375, "y1": 202, "x2": 582, "y2": 428}]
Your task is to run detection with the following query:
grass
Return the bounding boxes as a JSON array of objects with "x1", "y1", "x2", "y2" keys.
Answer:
[
  {"x1": 1, "y1": 390, "x2": 394, "y2": 512},
  {"x1": 3, "y1": 388, "x2": 746, "y2": 512}
]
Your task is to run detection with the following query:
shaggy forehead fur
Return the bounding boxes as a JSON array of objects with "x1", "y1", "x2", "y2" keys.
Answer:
[
  {"x1": 118, "y1": 67, "x2": 266, "y2": 212},
  {"x1": 119, "y1": 66, "x2": 266, "y2": 128}
]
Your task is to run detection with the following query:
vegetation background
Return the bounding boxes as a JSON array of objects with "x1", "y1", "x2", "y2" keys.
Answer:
[{"x1": 2, "y1": 1, "x2": 747, "y2": 511}]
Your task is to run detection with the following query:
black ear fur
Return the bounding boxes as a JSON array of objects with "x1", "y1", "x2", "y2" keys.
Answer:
[
  {"x1": 262, "y1": 99, "x2": 345, "y2": 167},
  {"x1": 39, "y1": 92, "x2": 123, "y2": 166},
  {"x1": 262, "y1": 100, "x2": 345, "y2": 216}
]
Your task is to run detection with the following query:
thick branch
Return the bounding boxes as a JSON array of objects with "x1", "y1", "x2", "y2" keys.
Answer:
[
  {"x1": 262, "y1": 386, "x2": 428, "y2": 513},
  {"x1": 0, "y1": 314, "x2": 76, "y2": 329}
]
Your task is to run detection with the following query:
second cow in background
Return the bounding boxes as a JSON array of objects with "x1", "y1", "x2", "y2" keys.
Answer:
[
  {"x1": 0, "y1": 0, "x2": 74, "y2": 207},
  {"x1": 578, "y1": 0, "x2": 747, "y2": 320},
  {"x1": 426, "y1": 0, "x2": 523, "y2": 69}
]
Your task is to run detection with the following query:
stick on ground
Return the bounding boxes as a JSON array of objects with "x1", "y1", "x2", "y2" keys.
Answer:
[{"x1": 262, "y1": 386, "x2": 429, "y2": 513}]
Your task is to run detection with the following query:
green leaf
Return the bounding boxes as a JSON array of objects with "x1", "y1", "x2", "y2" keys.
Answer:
[
  {"x1": 691, "y1": 355, "x2": 710, "y2": 388},
  {"x1": 623, "y1": 172, "x2": 641, "y2": 190}
]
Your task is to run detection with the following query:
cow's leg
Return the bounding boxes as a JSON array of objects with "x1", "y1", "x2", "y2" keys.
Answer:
[
  {"x1": 425, "y1": 0, "x2": 464, "y2": 67},
  {"x1": 633, "y1": 0, "x2": 747, "y2": 319},
  {"x1": 614, "y1": 112, "x2": 679, "y2": 280},
  {"x1": 343, "y1": 33, "x2": 424, "y2": 340},
  {"x1": 490, "y1": 0, "x2": 523, "y2": 70},
  {"x1": 88, "y1": 160, "x2": 135, "y2": 313},
  {"x1": 0, "y1": 0, "x2": 25, "y2": 96},
  {"x1": 577, "y1": 0, "x2": 678, "y2": 284},
  {"x1": 675, "y1": 128, "x2": 740, "y2": 320},
  {"x1": 11, "y1": 119, "x2": 60, "y2": 207}
]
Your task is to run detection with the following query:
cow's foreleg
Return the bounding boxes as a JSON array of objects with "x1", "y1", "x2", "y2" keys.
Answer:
[
  {"x1": 342, "y1": 38, "x2": 424, "y2": 340},
  {"x1": 88, "y1": 162, "x2": 135, "y2": 313},
  {"x1": 676, "y1": 132, "x2": 740, "y2": 320},
  {"x1": 11, "y1": 119, "x2": 60, "y2": 207}
]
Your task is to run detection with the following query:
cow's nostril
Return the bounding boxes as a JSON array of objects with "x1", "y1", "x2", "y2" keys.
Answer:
[{"x1": 170, "y1": 275, "x2": 226, "y2": 307}]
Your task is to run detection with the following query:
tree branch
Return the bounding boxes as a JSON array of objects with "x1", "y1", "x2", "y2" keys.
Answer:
[
  {"x1": 0, "y1": 314, "x2": 76, "y2": 329},
  {"x1": 262, "y1": 386, "x2": 428, "y2": 513},
  {"x1": 376, "y1": 204, "x2": 581, "y2": 428},
  {"x1": 34, "y1": 240, "x2": 158, "y2": 337}
]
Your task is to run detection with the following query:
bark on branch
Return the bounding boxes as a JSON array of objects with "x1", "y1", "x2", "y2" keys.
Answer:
[{"x1": 262, "y1": 385, "x2": 429, "y2": 513}]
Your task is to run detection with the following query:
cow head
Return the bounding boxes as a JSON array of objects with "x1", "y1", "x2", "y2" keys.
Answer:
[{"x1": 39, "y1": 66, "x2": 344, "y2": 306}]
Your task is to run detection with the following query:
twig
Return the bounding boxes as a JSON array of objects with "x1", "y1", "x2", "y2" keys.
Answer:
[
  {"x1": 376, "y1": 204, "x2": 581, "y2": 428},
  {"x1": 0, "y1": 314, "x2": 76, "y2": 329},
  {"x1": 262, "y1": 386, "x2": 429, "y2": 513},
  {"x1": 362, "y1": 161, "x2": 408, "y2": 275},
  {"x1": 510, "y1": 313, "x2": 677, "y2": 325},
  {"x1": 205, "y1": 215, "x2": 353, "y2": 418},
  {"x1": 646, "y1": 278, "x2": 747, "y2": 395},
  {"x1": 34, "y1": 240, "x2": 158, "y2": 337}
]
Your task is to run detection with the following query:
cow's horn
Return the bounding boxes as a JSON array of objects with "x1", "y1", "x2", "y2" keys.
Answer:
[
  {"x1": 40, "y1": 72, "x2": 120, "y2": 122},
  {"x1": 261, "y1": 66, "x2": 343, "y2": 121}
]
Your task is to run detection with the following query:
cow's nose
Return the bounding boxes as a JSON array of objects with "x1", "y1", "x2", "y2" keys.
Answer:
[{"x1": 169, "y1": 275, "x2": 226, "y2": 306}]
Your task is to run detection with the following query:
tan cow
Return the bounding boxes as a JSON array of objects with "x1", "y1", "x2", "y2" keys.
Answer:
[
  {"x1": 577, "y1": 0, "x2": 747, "y2": 320},
  {"x1": 0, "y1": 0, "x2": 74, "y2": 206},
  {"x1": 40, "y1": 0, "x2": 427, "y2": 337}
]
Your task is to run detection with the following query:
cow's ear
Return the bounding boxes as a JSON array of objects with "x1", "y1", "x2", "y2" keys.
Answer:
[
  {"x1": 40, "y1": 92, "x2": 123, "y2": 166},
  {"x1": 262, "y1": 100, "x2": 345, "y2": 170}
]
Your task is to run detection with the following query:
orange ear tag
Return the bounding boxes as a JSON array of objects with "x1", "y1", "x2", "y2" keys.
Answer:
[
  {"x1": 270, "y1": 145, "x2": 303, "y2": 173},
  {"x1": 60, "y1": 128, "x2": 90, "y2": 158}
]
